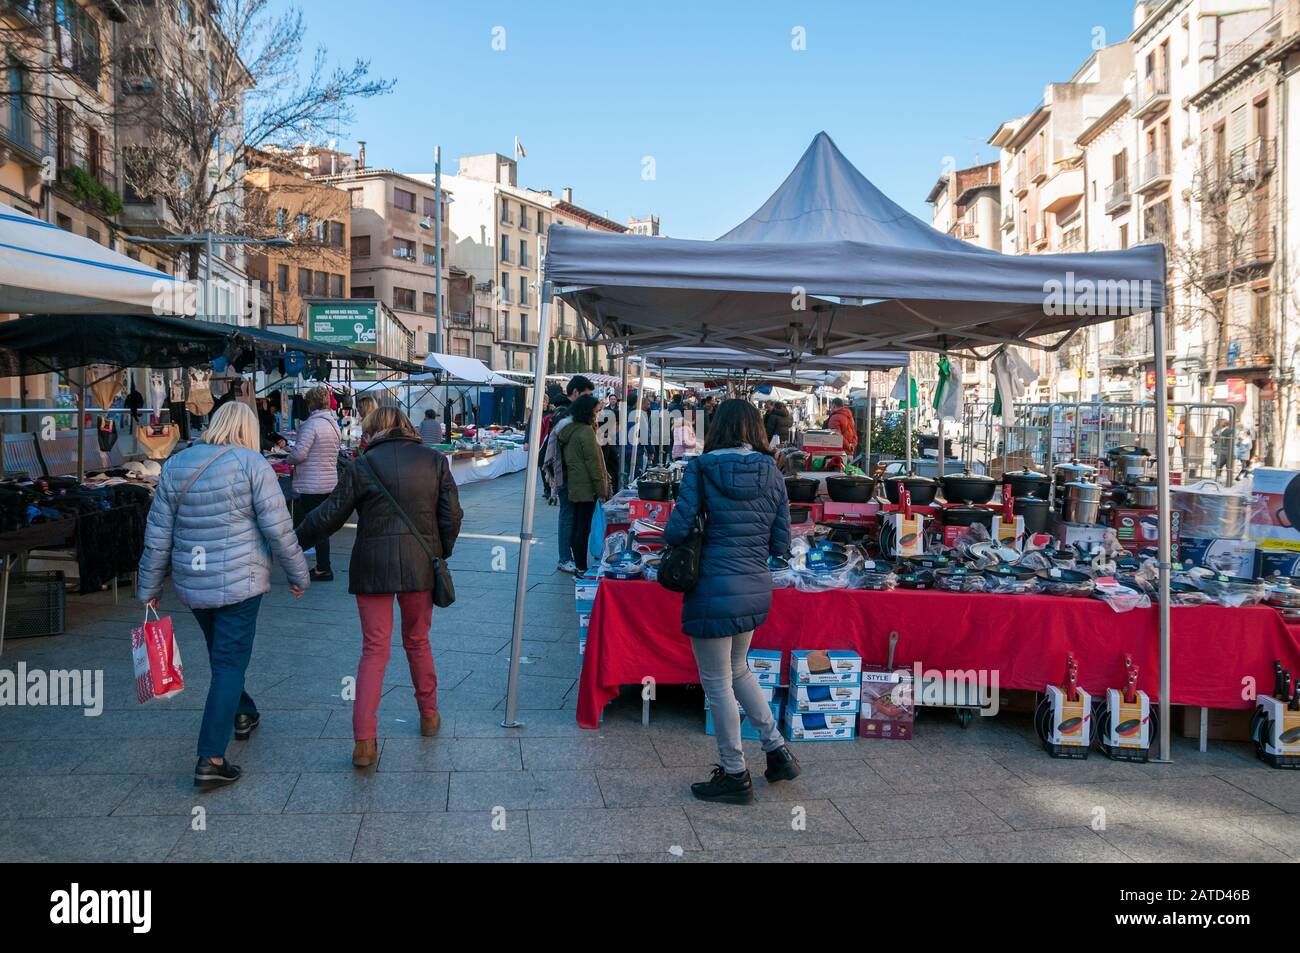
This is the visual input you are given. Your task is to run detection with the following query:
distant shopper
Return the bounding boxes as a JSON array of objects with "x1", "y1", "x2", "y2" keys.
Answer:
[
  {"x1": 297, "y1": 407, "x2": 463, "y2": 768},
  {"x1": 138, "y1": 402, "x2": 309, "y2": 788},
  {"x1": 542, "y1": 375, "x2": 594, "y2": 573},
  {"x1": 663, "y1": 398, "x2": 799, "y2": 804},
  {"x1": 419, "y1": 408, "x2": 443, "y2": 445},
  {"x1": 763, "y1": 400, "x2": 793, "y2": 447},
  {"x1": 824, "y1": 397, "x2": 857, "y2": 454},
  {"x1": 1212, "y1": 418, "x2": 1232, "y2": 480},
  {"x1": 287, "y1": 386, "x2": 342, "y2": 582},
  {"x1": 558, "y1": 394, "x2": 609, "y2": 574}
]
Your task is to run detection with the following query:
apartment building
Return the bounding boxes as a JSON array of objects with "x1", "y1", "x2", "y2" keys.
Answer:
[
  {"x1": 627, "y1": 214, "x2": 661, "y2": 236},
  {"x1": 244, "y1": 147, "x2": 350, "y2": 329},
  {"x1": 315, "y1": 152, "x2": 451, "y2": 360},
  {"x1": 444, "y1": 267, "x2": 495, "y2": 365}
]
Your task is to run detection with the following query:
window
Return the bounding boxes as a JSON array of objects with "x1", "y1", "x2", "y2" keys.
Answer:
[
  {"x1": 521, "y1": 314, "x2": 529, "y2": 342},
  {"x1": 422, "y1": 292, "x2": 436, "y2": 314},
  {"x1": 519, "y1": 275, "x2": 529, "y2": 306},
  {"x1": 500, "y1": 238, "x2": 510, "y2": 263},
  {"x1": 452, "y1": 338, "x2": 470, "y2": 358},
  {"x1": 537, "y1": 213, "x2": 545, "y2": 234},
  {"x1": 393, "y1": 237, "x2": 416, "y2": 260},
  {"x1": 295, "y1": 213, "x2": 310, "y2": 234},
  {"x1": 500, "y1": 199, "x2": 511, "y2": 224},
  {"x1": 55, "y1": 0, "x2": 102, "y2": 87},
  {"x1": 425, "y1": 332, "x2": 435, "y2": 353},
  {"x1": 351, "y1": 235, "x2": 371, "y2": 257},
  {"x1": 423, "y1": 196, "x2": 437, "y2": 217},
  {"x1": 500, "y1": 272, "x2": 511, "y2": 302},
  {"x1": 327, "y1": 221, "x2": 345, "y2": 247},
  {"x1": 393, "y1": 188, "x2": 416, "y2": 212},
  {"x1": 520, "y1": 207, "x2": 530, "y2": 230},
  {"x1": 476, "y1": 345, "x2": 492, "y2": 365},
  {"x1": 349, "y1": 189, "x2": 363, "y2": 208},
  {"x1": 394, "y1": 287, "x2": 416, "y2": 311},
  {"x1": 313, "y1": 272, "x2": 328, "y2": 296},
  {"x1": 1119, "y1": 224, "x2": 1129, "y2": 250},
  {"x1": 423, "y1": 245, "x2": 436, "y2": 266},
  {"x1": 277, "y1": 264, "x2": 289, "y2": 292},
  {"x1": 519, "y1": 239, "x2": 528, "y2": 268},
  {"x1": 298, "y1": 268, "x2": 311, "y2": 294},
  {"x1": 352, "y1": 286, "x2": 374, "y2": 299},
  {"x1": 1256, "y1": 96, "x2": 1269, "y2": 142},
  {"x1": 329, "y1": 273, "x2": 344, "y2": 297},
  {"x1": 85, "y1": 226, "x2": 100, "y2": 244}
]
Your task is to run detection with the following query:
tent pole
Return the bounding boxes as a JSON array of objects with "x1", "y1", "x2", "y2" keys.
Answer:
[
  {"x1": 76, "y1": 380, "x2": 85, "y2": 482},
  {"x1": 619, "y1": 341, "x2": 629, "y2": 489},
  {"x1": 864, "y1": 371, "x2": 873, "y2": 472},
  {"x1": 1152, "y1": 305, "x2": 1172, "y2": 763},
  {"x1": 636, "y1": 357, "x2": 646, "y2": 477},
  {"x1": 658, "y1": 364, "x2": 666, "y2": 466},
  {"x1": 904, "y1": 353, "x2": 913, "y2": 472},
  {"x1": 503, "y1": 280, "x2": 553, "y2": 728}
]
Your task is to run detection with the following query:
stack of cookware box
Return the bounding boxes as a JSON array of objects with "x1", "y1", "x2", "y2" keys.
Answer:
[
  {"x1": 783, "y1": 649, "x2": 862, "y2": 741},
  {"x1": 574, "y1": 570, "x2": 601, "y2": 657},
  {"x1": 704, "y1": 649, "x2": 785, "y2": 739}
]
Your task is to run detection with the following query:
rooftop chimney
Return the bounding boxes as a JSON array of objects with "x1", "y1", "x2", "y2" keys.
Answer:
[
  {"x1": 562, "y1": 187, "x2": 573, "y2": 203},
  {"x1": 357, "y1": 140, "x2": 366, "y2": 170}
]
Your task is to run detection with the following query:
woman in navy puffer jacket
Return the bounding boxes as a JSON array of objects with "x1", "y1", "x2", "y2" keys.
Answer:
[{"x1": 663, "y1": 399, "x2": 800, "y2": 805}]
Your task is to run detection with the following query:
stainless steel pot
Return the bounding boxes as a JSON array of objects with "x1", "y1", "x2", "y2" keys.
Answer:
[
  {"x1": 1053, "y1": 461, "x2": 1096, "y2": 486},
  {"x1": 1127, "y1": 481, "x2": 1158, "y2": 509},
  {"x1": 1170, "y1": 480, "x2": 1249, "y2": 539},
  {"x1": 1106, "y1": 445, "x2": 1152, "y2": 484},
  {"x1": 1061, "y1": 480, "x2": 1103, "y2": 525}
]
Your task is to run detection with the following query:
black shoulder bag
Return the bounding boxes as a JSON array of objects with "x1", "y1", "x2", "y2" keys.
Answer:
[
  {"x1": 357, "y1": 453, "x2": 456, "y2": 607},
  {"x1": 657, "y1": 461, "x2": 707, "y2": 593}
]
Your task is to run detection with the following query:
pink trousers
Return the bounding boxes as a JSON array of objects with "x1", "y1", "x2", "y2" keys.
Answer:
[{"x1": 354, "y1": 592, "x2": 438, "y2": 741}]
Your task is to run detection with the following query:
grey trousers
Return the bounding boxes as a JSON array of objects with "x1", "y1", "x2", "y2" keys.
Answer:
[{"x1": 691, "y1": 631, "x2": 785, "y2": 774}]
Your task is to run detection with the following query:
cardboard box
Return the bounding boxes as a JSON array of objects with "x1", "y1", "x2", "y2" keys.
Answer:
[
  {"x1": 629, "y1": 498, "x2": 674, "y2": 523},
  {"x1": 1248, "y1": 467, "x2": 1300, "y2": 551},
  {"x1": 703, "y1": 683, "x2": 775, "y2": 710},
  {"x1": 1255, "y1": 548, "x2": 1300, "y2": 580},
  {"x1": 790, "y1": 649, "x2": 862, "y2": 685},
  {"x1": 705, "y1": 700, "x2": 783, "y2": 740},
  {"x1": 788, "y1": 683, "x2": 861, "y2": 713},
  {"x1": 574, "y1": 574, "x2": 601, "y2": 604},
  {"x1": 746, "y1": 649, "x2": 783, "y2": 686},
  {"x1": 821, "y1": 501, "x2": 880, "y2": 519},
  {"x1": 1109, "y1": 507, "x2": 1178, "y2": 553},
  {"x1": 1178, "y1": 705, "x2": 1254, "y2": 742},
  {"x1": 1178, "y1": 536, "x2": 1256, "y2": 580},
  {"x1": 783, "y1": 708, "x2": 856, "y2": 741},
  {"x1": 858, "y1": 667, "x2": 914, "y2": 740}
]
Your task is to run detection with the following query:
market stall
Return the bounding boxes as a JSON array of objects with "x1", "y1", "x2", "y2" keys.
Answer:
[{"x1": 504, "y1": 131, "x2": 1184, "y2": 755}]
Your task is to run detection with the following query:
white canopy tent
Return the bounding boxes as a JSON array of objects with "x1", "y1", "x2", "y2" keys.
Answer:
[
  {"x1": 421, "y1": 352, "x2": 519, "y2": 387},
  {"x1": 501, "y1": 134, "x2": 1171, "y2": 754},
  {"x1": 0, "y1": 201, "x2": 186, "y2": 314}
]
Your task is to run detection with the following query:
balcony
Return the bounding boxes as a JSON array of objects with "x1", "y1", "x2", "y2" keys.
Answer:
[
  {"x1": 55, "y1": 150, "x2": 119, "y2": 216},
  {"x1": 1137, "y1": 149, "x2": 1173, "y2": 193},
  {"x1": 1014, "y1": 167, "x2": 1028, "y2": 197},
  {"x1": 951, "y1": 222, "x2": 977, "y2": 241},
  {"x1": 1221, "y1": 323, "x2": 1275, "y2": 370},
  {"x1": 0, "y1": 100, "x2": 50, "y2": 164},
  {"x1": 1105, "y1": 176, "x2": 1131, "y2": 214},
  {"x1": 1134, "y1": 70, "x2": 1171, "y2": 119},
  {"x1": 1027, "y1": 149, "x2": 1045, "y2": 184},
  {"x1": 1001, "y1": 204, "x2": 1015, "y2": 231},
  {"x1": 496, "y1": 323, "x2": 538, "y2": 345},
  {"x1": 1039, "y1": 166, "x2": 1083, "y2": 214},
  {"x1": 1204, "y1": 219, "x2": 1275, "y2": 275}
]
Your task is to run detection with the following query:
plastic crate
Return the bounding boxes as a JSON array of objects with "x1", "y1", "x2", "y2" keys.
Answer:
[{"x1": 4, "y1": 570, "x2": 66, "y2": 640}]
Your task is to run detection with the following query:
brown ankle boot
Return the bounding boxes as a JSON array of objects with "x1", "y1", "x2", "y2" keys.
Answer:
[
  {"x1": 420, "y1": 712, "x2": 442, "y2": 737},
  {"x1": 352, "y1": 739, "x2": 378, "y2": 767}
]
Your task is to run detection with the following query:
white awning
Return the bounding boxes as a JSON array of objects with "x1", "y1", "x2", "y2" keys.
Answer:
[
  {"x1": 0, "y1": 201, "x2": 186, "y2": 314},
  {"x1": 422, "y1": 352, "x2": 520, "y2": 386}
]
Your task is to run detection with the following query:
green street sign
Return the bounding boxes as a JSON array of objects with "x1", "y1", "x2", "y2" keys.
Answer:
[{"x1": 308, "y1": 301, "x2": 377, "y2": 350}]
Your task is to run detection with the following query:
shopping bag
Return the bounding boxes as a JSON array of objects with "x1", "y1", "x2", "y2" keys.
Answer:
[
  {"x1": 131, "y1": 606, "x2": 185, "y2": 703},
  {"x1": 589, "y1": 501, "x2": 607, "y2": 563}
]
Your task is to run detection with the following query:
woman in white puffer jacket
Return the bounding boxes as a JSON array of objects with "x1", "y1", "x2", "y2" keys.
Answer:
[{"x1": 138, "y1": 402, "x2": 310, "y2": 789}]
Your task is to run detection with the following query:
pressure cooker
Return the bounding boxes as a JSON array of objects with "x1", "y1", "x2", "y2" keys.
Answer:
[
  {"x1": 1105, "y1": 445, "x2": 1152, "y2": 484},
  {"x1": 1060, "y1": 480, "x2": 1104, "y2": 525}
]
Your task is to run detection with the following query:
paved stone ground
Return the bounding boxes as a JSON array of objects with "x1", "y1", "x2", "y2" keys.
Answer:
[{"x1": 1, "y1": 469, "x2": 1298, "y2": 862}]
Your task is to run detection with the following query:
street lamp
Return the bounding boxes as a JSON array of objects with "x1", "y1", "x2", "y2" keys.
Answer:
[{"x1": 121, "y1": 231, "x2": 294, "y2": 321}]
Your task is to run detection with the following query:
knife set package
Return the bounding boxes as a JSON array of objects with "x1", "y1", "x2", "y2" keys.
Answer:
[
  {"x1": 1252, "y1": 661, "x2": 1300, "y2": 769},
  {"x1": 859, "y1": 667, "x2": 915, "y2": 740}
]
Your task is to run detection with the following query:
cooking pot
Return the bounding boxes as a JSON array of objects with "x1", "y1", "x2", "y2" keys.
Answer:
[
  {"x1": 1053, "y1": 461, "x2": 1096, "y2": 486},
  {"x1": 1002, "y1": 468, "x2": 1051, "y2": 500},
  {"x1": 1126, "y1": 480, "x2": 1159, "y2": 509},
  {"x1": 1105, "y1": 445, "x2": 1152, "y2": 483},
  {"x1": 1013, "y1": 496, "x2": 1051, "y2": 535},
  {"x1": 785, "y1": 476, "x2": 819, "y2": 504},
  {"x1": 940, "y1": 506, "x2": 995, "y2": 530},
  {"x1": 637, "y1": 480, "x2": 671, "y2": 502},
  {"x1": 1170, "y1": 480, "x2": 1249, "y2": 539},
  {"x1": 1061, "y1": 480, "x2": 1104, "y2": 525},
  {"x1": 941, "y1": 470, "x2": 996, "y2": 505},
  {"x1": 826, "y1": 475, "x2": 875, "y2": 504},
  {"x1": 1265, "y1": 580, "x2": 1300, "y2": 608},
  {"x1": 882, "y1": 474, "x2": 938, "y2": 506}
]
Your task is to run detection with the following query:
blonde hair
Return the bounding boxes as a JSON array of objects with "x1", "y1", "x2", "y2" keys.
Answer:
[
  {"x1": 355, "y1": 396, "x2": 378, "y2": 419},
  {"x1": 305, "y1": 386, "x2": 331, "y2": 412},
  {"x1": 362, "y1": 405, "x2": 419, "y2": 441},
  {"x1": 202, "y1": 401, "x2": 260, "y2": 451}
]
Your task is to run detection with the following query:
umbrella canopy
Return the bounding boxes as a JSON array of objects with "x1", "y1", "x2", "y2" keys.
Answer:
[
  {"x1": 423, "y1": 352, "x2": 520, "y2": 386},
  {"x1": 0, "y1": 202, "x2": 186, "y2": 314},
  {"x1": 545, "y1": 133, "x2": 1165, "y2": 358}
]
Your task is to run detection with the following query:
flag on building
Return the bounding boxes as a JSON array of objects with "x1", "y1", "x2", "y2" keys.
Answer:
[{"x1": 515, "y1": 136, "x2": 526, "y2": 160}]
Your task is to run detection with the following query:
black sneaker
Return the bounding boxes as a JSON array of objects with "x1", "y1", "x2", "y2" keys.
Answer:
[
  {"x1": 690, "y1": 765, "x2": 754, "y2": 804},
  {"x1": 764, "y1": 745, "x2": 801, "y2": 783},
  {"x1": 193, "y1": 757, "x2": 241, "y2": 788},
  {"x1": 233, "y1": 712, "x2": 260, "y2": 741},
  {"x1": 310, "y1": 568, "x2": 334, "y2": 582}
]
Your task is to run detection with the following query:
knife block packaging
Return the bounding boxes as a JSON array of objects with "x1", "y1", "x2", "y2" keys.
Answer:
[
  {"x1": 790, "y1": 649, "x2": 862, "y2": 685},
  {"x1": 1043, "y1": 684, "x2": 1092, "y2": 759},
  {"x1": 1254, "y1": 693, "x2": 1300, "y2": 769},
  {"x1": 1099, "y1": 688, "x2": 1151, "y2": 762},
  {"x1": 783, "y1": 708, "x2": 856, "y2": 741},
  {"x1": 789, "y1": 683, "x2": 861, "y2": 713},
  {"x1": 858, "y1": 666, "x2": 915, "y2": 740}
]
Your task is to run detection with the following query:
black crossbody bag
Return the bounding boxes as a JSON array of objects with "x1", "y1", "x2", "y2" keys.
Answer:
[
  {"x1": 357, "y1": 454, "x2": 456, "y2": 607},
  {"x1": 657, "y1": 461, "x2": 707, "y2": 593}
]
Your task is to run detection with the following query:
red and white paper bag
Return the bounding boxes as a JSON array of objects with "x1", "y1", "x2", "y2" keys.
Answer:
[{"x1": 131, "y1": 607, "x2": 185, "y2": 703}]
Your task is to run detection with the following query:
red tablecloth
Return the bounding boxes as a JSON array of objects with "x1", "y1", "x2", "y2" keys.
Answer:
[{"x1": 577, "y1": 580, "x2": 1300, "y2": 728}]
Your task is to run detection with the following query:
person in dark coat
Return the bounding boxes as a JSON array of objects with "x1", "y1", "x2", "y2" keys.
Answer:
[
  {"x1": 297, "y1": 407, "x2": 464, "y2": 769},
  {"x1": 763, "y1": 400, "x2": 793, "y2": 447},
  {"x1": 663, "y1": 398, "x2": 800, "y2": 805}
]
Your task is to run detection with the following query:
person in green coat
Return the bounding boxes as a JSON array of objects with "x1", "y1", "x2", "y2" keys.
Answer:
[{"x1": 558, "y1": 394, "x2": 610, "y2": 572}]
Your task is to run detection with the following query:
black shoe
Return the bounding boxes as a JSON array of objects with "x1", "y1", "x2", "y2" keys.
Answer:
[
  {"x1": 690, "y1": 765, "x2": 754, "y2": 804},
  {"x1": 764, "y1": 745, "x2": 801, "y2": 783},
  {"x1": 233, "y1": 712, "x2": 260, "y2": 741},
  {"x1": 193, "y1": 757, "x2": 241, "y2": 788},
  {"x1": 310, "y1": 568, "x2": 334, "y2": 582}
]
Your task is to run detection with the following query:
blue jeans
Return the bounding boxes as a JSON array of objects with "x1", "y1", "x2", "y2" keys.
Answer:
[
  {"x1": 192, "y1": 594, "x2": 263, "y2": 759},
  {"x1": 558, "y1": 494, "x2": 575, "y2": 563}
]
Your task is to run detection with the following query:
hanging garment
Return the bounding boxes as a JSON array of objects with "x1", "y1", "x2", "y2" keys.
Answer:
[
  {"x1": 290, "y1": 393, "x2": 308, "y2": 424},
  {"x1": 135, "y1": 423, "x2": 180, "y2": 460},
  {"x1": 125, "y1": 375, "x2": 145, "y2": 423},
  {"x1": 185, "y1": 367, "x2": 214, "y2": 416},
  {"x1": 890, "y1": 367, "x2": 918, "y2": 407},
  {"x1": 932, "y1": 355, "x2": 962, "y2": 422},
  {"x1": 991, "y1": 348, "x2": 1038, "y2": 432},
  {"x1": 148, "y1": 372, "x2": 167, "y2": 424},
  {"x1": 237, "y1": 377, "x2": 257, "y2": 415},
  {"x1": 283, "y1": 351, "x2": 307, "y2": 377},
  {"x1": 167, "y1": 401, "x2": 191, "y2": 440},
  {"x1": 169, "y1": 377, "x2": 186, "y2": 404},
  {"x1": 89, "y1": 366, "x2": 127, "y2": 412},
  {"x1": 96, "y1": 415, "x2": 118, "y2": 452}
]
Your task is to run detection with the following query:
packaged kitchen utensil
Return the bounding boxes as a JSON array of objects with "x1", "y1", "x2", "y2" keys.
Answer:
[
  {"x1": 1170, "y1": 480, "x2": 1250, "y2": 540},
  {"x1": 788, "y1": 682, "x2": 862, "y2": 713},
  {"x1": 790, "y1": 649, "x2": 862, "y2": 685},
  {"x1": 1092, "y1": 576, "x2": 1150, "y2": 613},
  {"x1": 1096, "y1": 655, "x2": 1154, "y2": 763},
  {"x1": 1252, "y1": 661, "x2": 1300, "y2": 769},
  {"x1": 1035, "y1": 655, "x2": 1091, "y2": 759},
  {"x1": 783, "y1": 708, "x2": 856, "y2": 741}
]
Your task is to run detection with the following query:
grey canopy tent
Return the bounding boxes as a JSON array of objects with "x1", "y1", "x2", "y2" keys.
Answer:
[{"x1": 505, "y1": 133, "x2": 1172, "y2": 755}]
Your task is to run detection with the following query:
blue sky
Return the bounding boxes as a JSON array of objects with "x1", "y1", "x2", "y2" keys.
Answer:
[{"x1": 276, "y1": 0, "x2": 1136, "y2": 238}]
